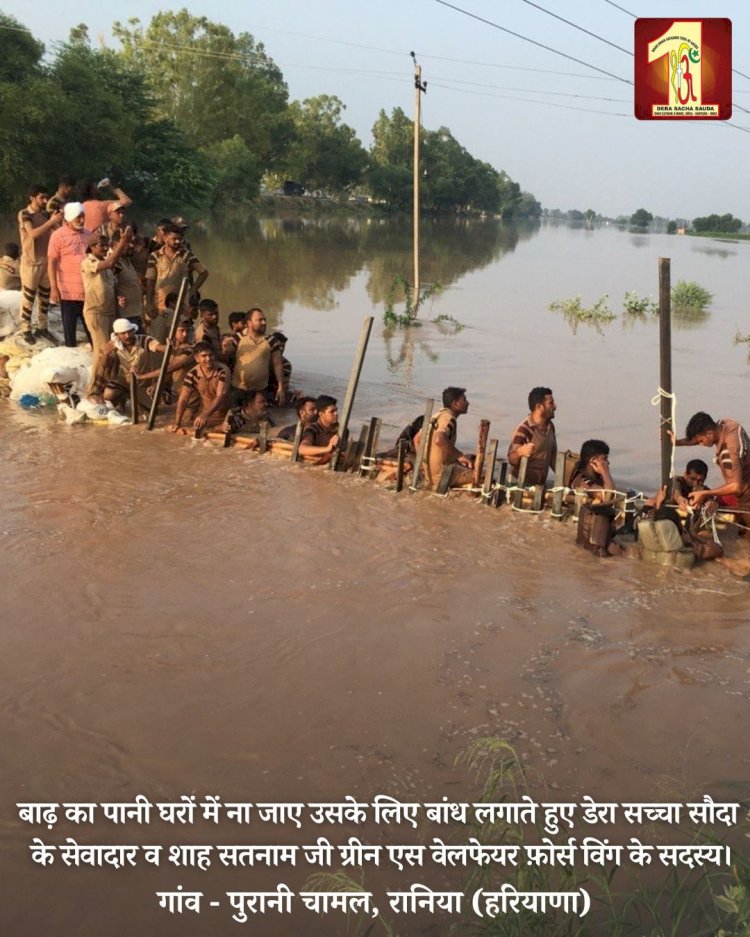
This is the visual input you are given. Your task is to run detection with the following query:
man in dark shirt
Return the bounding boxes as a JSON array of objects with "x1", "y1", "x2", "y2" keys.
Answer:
[
  {"x1": 276, "y1": 396, "x2": 318, "y2": 441},
  {"x1": 298, "y1": 394, "x2": 340, "y2": 463}
]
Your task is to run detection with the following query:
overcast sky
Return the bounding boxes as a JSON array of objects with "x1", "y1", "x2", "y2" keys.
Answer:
[{"x1": 4, "y1": 0, "x2": 749, "y2": 219}]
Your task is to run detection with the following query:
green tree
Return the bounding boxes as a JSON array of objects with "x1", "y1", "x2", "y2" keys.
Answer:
[
  {"x1": 283, "y1": 95, "x2": 367, "y2": 192},
  {"x1": 692, "y1": 213, "x2": 742, "y2": 232},
  {"x1": 630, "y1": 208, "x2": 653, "y2": 227},
  {"x1": 113, "y1": 11, "x2": 290, "y2": 169}
]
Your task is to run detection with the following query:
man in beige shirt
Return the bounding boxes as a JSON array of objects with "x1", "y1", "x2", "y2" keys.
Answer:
[
  {"x1": 81, "y1": 229, "x2": 132, "y2": 375},
  {"x1": 0, "y1": 243, "x2": 21, "y2": 291},
  {"x1": 231, "y1": 307, "x2": 285, "y2": 405},
  {"x1": 413, "y1": 387, "x2": 474, "y2": 490}
]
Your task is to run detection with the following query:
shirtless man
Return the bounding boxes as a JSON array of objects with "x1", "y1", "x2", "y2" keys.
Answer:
[
  {"x1": 169, "y1": 342, "x2": 230, "y2": 434},
  {"x1": 508, "y1": 386, "x2": 557, "y2": 486},
  {"x1": 414, "y1": 386, "x2": 473, "y2": 490},
  {"x1": 674, "y1": 412, "x2": 750, "y2": 529}
]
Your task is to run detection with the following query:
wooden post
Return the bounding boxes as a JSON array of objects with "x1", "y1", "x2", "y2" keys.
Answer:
[
  {"x1": 258, "y1": 420, "x2": 268, "y2": 454},
  {"x1": 360, "y1": 417, "x2": 382, "y2": 477},
  {"x1": 472, "y1": 419, "x2": 490, "y2": 488},
  {"x1": 482, "y1": 438, "x2": 498, "y2": 503},
  {"x1": 395, "y1": 438, "x2": 407, "y2": 492},
  {"x1": 551, "y1": 451, "x2": 567, "y2": 519},
  {"x1": 512, "y1": 457, "x2": 528, "y2": 508},
  {"x1": 330, "y1": 316, "x2": 374, "y2": 472},
  {"x1": 129, "y1": 371, "x2": 139, "y2": 424},
  {"x1": 495, "y1": 459, "x2": 509, "y2": 507},
  {"x1": 532, "y1": 485, "x2": 544, "y2": 512},
  {"x1": 352, "y1": 422, "x2": 369, "y2": 473},
  {"x1": 223, "y1": 430, "x2": 232, "y2": 448},
  {"x1": 411, "y1": 53, "x2": 426, "y2": 303},
  {"x1": 409, "y1": 398, "x2": 434, "y2": 492},
  {"x1": 147, "y1": 276, "x2": 189, "y2": 431},
  {"x1": 436, "y1": 463, "x2": 453, "y2": 496},
  {"x1": 290, "y1": 419, "x2": 303, "y2": 462},
  {"x1": 194, "y1": 425, "x2": 204, "y2": 440},
  {"x1": 658, "y1": 257, "x2": 673, "y2": 489}
]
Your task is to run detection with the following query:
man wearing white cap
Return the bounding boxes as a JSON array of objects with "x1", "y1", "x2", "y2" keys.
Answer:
[
  {"x1": 88, "y1": 317, "x2": 161, "y2": 410},
  {"x1": 48, "y1": 202, "x2": 92, "y2": 348},
  {"x1": 81, "y1": 228, "x2": 133, "y2": 373}
]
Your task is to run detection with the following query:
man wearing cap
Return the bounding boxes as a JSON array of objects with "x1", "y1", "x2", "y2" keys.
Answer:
[
  {"x1": 17, "y1": 183, "x2": 63, "y2": 345},
  {"x1": 81, "y1": 227, "x2": 133, "y2": 372},
  {"x1": 97, "y1": 201, "x2": 128, "y2": 247},
  {"x1": 145, "y1": 224, "x2": 207, "y2": 319},
  {"x1": 88, "y1": 317, "x2": 162, "y2": 411},
  {"x1": 48, "y1": 202, "x2": 92, "y2": 348}
]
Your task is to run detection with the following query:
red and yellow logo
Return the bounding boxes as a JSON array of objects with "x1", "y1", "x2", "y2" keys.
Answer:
[{"x1": 634, "y1": 19, "x2": 732, "y2": 120}]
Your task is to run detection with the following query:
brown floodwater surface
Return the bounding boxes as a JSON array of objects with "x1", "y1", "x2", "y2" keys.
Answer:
[{"x1": 1, "y1": 219, "x2": 749, "y2": 935}]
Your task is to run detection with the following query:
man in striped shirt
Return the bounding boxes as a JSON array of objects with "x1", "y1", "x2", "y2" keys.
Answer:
[
  {"x1": 507, "y1": 386, "x2": 557, "y2": 486},
  {"x1": 145, "y1": 225, "x2": 207, "y2": 319},
  {"x1": 169, "y1": 342, "x2": 230, "y2": 434}
]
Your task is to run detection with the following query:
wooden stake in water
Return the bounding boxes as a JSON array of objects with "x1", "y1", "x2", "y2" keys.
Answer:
[
  {"x1": 409, "y1": 398, "x2": 434, "y2": 492},
  {"x1": 147, "y1": 276, "x2": 189, "y2": 431},
  {"x1": 395, "y1": 438, "x2": 407, "y2": 492},
  {"x1": 658, "y1": 257, "x2": 673, "y2": 489},
  {"x1": 482, "y1": 438, "x2": 498, "y2": 504},
  {"x1": 129, "y1": 371, "x2": 139, "y2": 425},
  {"x1": 472, "y1": 419, "x2": 490, "y2": 488},
  {"x1": 330, "y1": 316, "x2": 374, "y2": 471},
  {"x1": 291, "y1": 419, "x2": 303, "y2": 462}
]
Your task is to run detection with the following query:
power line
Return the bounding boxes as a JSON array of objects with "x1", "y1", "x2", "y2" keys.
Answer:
[
  {"x1": 430, "y1": 74, "x2": 629, "y2": 103},
  {"x1": 428, "y1": 81, "x2": 631, "y2": 117},
  {"x1": 433, "y1": 0, "x2": 632, "y2": 85},
  {"x1": 518, "y1": 0, "x2": 632, "y2": 56}
]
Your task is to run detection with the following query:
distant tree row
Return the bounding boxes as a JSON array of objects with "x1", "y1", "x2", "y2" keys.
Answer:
[
  {"x1": 691, "y1": 213, "x2": 743, "y2": 233},
  {"x1": 0, "y1": 10, "x2": 539, "y2": 216}
]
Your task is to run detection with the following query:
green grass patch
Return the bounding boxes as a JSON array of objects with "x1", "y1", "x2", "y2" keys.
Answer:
[{"x1": 548, "y1": 295, "x2": 615, "y2": 334}]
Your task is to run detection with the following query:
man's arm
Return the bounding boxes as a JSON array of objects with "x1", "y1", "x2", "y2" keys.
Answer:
[
  {"x1": 432, "y1": 430, "x2": 472, "y2": 468},
  {"x1": 271, "y1": 349, "x2": 285, "y2": 404},
  {"x1": 92, "y1": 229, "x2": 132, "y2": 272},
  {"x1": 298, "y1": 432, "x2": 340, "y2": 458},
  {"x1": 507, "y1": 422, "x2": 533, "y2": 469},
  {"x1": 111, "y1": 187, "x2": 132, "y2": 209},
  {"x1": 23, "y1": 211, "x2": 62, "y2": 240},
  {"x1": 48, "y1": 255, "x2": 61, "y2": 305},
  {"x1": 169, "y1": 384, "x2": 193, "y2": 431}
]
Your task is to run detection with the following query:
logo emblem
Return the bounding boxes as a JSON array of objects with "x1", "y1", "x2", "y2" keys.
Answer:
[{"x1": 634, "y1": 19, "x2": 732, "y2": 120}]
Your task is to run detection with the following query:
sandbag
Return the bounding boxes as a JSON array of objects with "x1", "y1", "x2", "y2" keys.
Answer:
[{"x1": 637, "y1": 517, "x2": 695, "y2": 568}]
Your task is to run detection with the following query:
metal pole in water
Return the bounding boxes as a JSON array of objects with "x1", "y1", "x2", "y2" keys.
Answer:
[{"x1": 658, "y1": 257, "x2": 672, "y2": 489}]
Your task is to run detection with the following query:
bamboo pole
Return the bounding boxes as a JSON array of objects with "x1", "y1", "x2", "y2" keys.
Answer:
[
  {"x1": 330, "y1": 316, "x2": 374, "y2": 471},
  {"x1": 360, "y1": 417, "x2": 382, "y2": 477},
  {"x1": 658, "y1": 257, "x2": 673, "y2": 490},
  {"x1": 258, "y1": 420, "x2": 268, "y2": 454},
  {"x1": 512, "y1": 457, "x2": 528, "y2": 509},
  {"x1": 146, "y1": 276, "x2": 189, "y2": 431}
]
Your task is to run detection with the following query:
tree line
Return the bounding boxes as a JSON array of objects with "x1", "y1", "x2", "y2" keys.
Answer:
[{"x1": 0, "y1": 10, "x2": 540, "y2": 218}]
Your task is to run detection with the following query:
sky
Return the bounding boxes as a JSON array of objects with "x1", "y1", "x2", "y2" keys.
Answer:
[{"x1": 3, "y1": 0, "x2": 749, "y2": 219}]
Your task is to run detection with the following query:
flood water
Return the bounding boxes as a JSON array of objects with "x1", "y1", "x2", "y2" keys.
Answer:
[{"x1": 1, "y1": 217, "x2": 749, "y2": 935}]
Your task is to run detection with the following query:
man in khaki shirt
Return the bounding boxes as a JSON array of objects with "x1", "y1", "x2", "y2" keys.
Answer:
[
  {"x1": 231, "y1": 307, "x2": 285, "y2": 405},
  {"x1": 413, "y1": 386, "x2": 474, "y2": 490},
  {"x1": 145, "y1": 225, "x2": 207, "y2": 316},
  {"x1": 81, "y1": 229, "x2": 132, "y2": 376},
  {"x1": 17, "y1": 183, "x2": 63, "y2": 344},
  {"x1": 0, "y1": 243, "x2": 21, "y2": 291}
]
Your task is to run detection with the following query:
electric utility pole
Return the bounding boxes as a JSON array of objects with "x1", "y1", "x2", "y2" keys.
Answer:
[{"x1": 411, "y1": 52, "x2": 427, "y2": 304}]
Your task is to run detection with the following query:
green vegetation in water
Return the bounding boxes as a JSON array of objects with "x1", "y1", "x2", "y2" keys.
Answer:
[
  {"x1": 305, "y1": 738, "x2": 750, "y2": 937},
  {"x1": 733, "y1": 330, "x2": 750, "y2": 345},
  {"x1": 434, "y1": 313, "x2": 464, "y2": 334},
  {"x1": 548, "y1": 294, "x2": 615, "y2": 334},
  {"x1": 383, "y1": 276, "x2": 443, "y2": 328},
  {"x1": 622, "y1": 291, "x2": 658, "y2": 318},
  {"x1": 672, "y1": 280, "x2": 713, "y2": 312}
]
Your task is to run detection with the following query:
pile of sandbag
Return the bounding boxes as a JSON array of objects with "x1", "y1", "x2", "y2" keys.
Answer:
[{"x1": 10, "y1": 346, "x2": 93, "y2": 405}]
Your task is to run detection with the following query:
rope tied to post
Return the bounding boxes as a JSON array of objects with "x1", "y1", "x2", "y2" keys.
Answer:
[{"x1": 651, "y1": 386, "x2": 677, "y2": 479}]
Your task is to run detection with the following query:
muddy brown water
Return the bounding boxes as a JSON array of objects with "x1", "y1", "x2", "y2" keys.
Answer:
[{"x1": 1, "y1": 219, "x2": 749, "y2": 935}]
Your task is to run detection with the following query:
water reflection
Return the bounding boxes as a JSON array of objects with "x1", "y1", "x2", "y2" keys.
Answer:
[
  {"x1": 188, "y1": 216, "x2": 539, "y2": 321},
  {"x1": 690, "y1": 245, "x2": 736, "y2": 259},
  {"x1": 672, "y1": 305, "x2": 712, "y2": 329}
]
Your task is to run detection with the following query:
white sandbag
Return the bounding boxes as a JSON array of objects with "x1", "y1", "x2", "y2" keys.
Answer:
[
  {"x1": 0, "y1": 289, "x2": 21, "y2": 338},
  {"x1": 10, "y1": 346, "x2": 93, "y2": 402}
]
